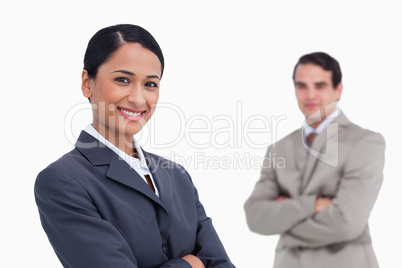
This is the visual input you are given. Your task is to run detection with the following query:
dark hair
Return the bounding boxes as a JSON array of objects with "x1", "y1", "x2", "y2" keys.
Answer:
[
  {"x1": 292, "y1": 52, "x2": 342, "y2": 87},
  {"x1": 83, "y1": 24, "x2": 164, "y2": 79}
]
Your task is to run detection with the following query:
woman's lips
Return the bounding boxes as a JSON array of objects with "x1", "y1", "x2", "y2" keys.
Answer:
[{"x1": 117, "y1": 107, "x2": 145, "y2": 121}]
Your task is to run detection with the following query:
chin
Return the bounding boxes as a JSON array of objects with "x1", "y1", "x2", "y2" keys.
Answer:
[
  {"x1": 121, "y1": 127, "x2": 142, "y2": 136},
  {"x1": 304, "y1": 109, "x2": 323, "y2": 124},
  {"x1": 122, "y1": 125, "x2": 143, "y2": 136},
  {"x1": 116, "y1": 118, "x2": 148, "y2": 134}
]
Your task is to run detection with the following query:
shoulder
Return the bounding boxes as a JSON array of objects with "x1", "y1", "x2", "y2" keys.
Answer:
[
  {"x1": 342, "y1": 120, "x2": 385, "y2": 147},
  {"x1": 35, "y1": 148, "x2": 92, "y2": 193},
  {"x1": 339, "y1": 121, "x2": 386, "y2": 172},
  {"x1": 38, "y1": 148, "x2": 92, "y2": 176},
  {"x1": 336, "y1": 118, "x2": 386, "y2": 169}
]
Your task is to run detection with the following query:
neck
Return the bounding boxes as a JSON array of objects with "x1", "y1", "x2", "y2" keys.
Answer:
[
  {"x1": 306, "y1": 106, "x2": 338, "y2": 129},
  {"x1": 92, "y1": 124, "x2": 135, "y2": 156},
  {"x1": 305, "y1": 114, "x2": 326, "y2": 129}
]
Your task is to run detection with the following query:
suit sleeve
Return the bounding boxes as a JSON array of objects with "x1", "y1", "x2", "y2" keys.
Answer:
[
  {"x1": 186, "y1": 172, "x2": 236, "y2": 268},
  {"x1": 282, "y1": 132, "x2": 385, "y2": 248},
  {"x1": 35, "y1": 167, "x2": 196, "y2": 268},
  {"x1": 159, "y1": 259, "x2": 192, "y2": 267},
  {"x1": 34, "y1": 167, "x2": 139, "y2": 268},
  {"x1": 244, "y1": 146, "x2": 317, "y2": 235}
]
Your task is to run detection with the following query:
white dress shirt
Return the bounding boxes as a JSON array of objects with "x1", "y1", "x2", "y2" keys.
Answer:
[
  {"x1": 303, "y1": 109, "x2": 341, "y2": 147},
  {"x1": 84, "y1": 124, "x2": 159, "y2": 197}
]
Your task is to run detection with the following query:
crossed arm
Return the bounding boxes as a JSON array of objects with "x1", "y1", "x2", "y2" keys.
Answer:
[
  {"x1": 244, "y1": 132, "x2": 385, "y2": 249},
  {"x1": 35, "y1": 167, "x2": 231, "y2": 268},
  {"x1": 277, "y1": 196, "x2": 332, "y2": 213}
]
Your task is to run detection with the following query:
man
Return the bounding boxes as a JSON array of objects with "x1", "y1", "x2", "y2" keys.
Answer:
[{"x1": 244, "y1": 52, "x2": 385, "y2": 268}]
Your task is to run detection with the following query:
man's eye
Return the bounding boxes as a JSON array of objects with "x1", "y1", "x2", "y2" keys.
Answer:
[
  {"x1": 115, "y1": 77, "x2": 129, "y2": 83},
  {"x1": 316, "y1": 83, "x2": 327, "y2": 89}
]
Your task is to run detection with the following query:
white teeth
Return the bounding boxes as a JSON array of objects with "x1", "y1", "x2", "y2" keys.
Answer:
[{"x1": 120, "y1": 109, "x2": 141, "y2": 116}]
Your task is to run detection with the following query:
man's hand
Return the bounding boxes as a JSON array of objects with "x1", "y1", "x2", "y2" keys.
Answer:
[
  {"x1": 315, "y1": 198, "x2": 332, "y2": 213},
  {"x1": 276, "y1": 195, "x2": 289, "y2": 201},
  {"x1": 182, "y1": 254, "x2": 205, "y2": 268}
]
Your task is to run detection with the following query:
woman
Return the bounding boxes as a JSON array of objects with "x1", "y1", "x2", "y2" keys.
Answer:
[{"x1": 34, "y1": 24, "x2": 235, "y2": 268}]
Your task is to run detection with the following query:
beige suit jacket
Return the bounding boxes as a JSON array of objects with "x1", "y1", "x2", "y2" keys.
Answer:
[{"x1": 244, "y1": 113, "x2": 385, "y2": 268}]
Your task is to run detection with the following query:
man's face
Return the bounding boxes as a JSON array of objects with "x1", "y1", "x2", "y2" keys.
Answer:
[{"x1": 294, "y1": 63, "x2": 342, "y2": 126}]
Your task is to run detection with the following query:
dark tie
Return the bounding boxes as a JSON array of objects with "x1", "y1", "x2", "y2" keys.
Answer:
[
  {"x1": 144, "y1": 174, "x2": 155, "y2": 192},
  {"x1": 308, "y1": 132, "x2": 317, "y2": 147}
]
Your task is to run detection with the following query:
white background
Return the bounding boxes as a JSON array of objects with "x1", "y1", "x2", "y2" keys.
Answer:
[{"x1": 1, "y1": 0, "x2": 401, "y2": 267}]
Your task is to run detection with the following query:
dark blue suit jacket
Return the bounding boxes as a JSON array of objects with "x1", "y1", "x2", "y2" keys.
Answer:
[{"x1": 35, "y1": 131, "x2": 235, "y2": 268}]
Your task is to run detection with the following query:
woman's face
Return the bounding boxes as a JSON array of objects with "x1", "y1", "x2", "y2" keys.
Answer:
[{"x1": 82, "y1": 42, "x2": 162, "y2": 141}]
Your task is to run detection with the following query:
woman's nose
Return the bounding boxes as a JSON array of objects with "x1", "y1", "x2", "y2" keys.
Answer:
[{"x1": 127, "y1": 85, "x2": 146, "y2": 107}]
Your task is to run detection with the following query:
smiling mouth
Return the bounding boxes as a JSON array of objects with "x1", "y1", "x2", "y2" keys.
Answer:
[
  {"x1": 119, "y1": 108, "x2": 142, "y2": 117},
  {"x1": 117, "y1": 107, "x2": 145, "y2": 121}
]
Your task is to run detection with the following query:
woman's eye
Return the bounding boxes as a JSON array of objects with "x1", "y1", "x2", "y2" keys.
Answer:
[
  {"x1": 145, "y1": 82, "x2": 158, "y2": 88},
  {"x1": 115, "y1": 77, "x2": 129, "y2": 84}
]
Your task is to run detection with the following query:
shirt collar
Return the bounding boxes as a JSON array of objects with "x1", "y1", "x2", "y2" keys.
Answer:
[
  {"x1": 303, "y1": 108, "x2": 341, "y2": 137},
  {"x1": 83, "y1": 124, "x2": 149, "y2": 170}
]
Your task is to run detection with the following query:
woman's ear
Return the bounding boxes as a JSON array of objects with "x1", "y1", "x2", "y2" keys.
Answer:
[{"x1": 81, "y1": 70, "x2": 93, "y2": 99}]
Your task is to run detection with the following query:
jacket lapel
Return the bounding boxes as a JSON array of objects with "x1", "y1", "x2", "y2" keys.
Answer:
[
  {"x1": 300, "y1": 113, "x2": 350, "y2": 192},
  {"x1": 294, "y1": 129, "x2": 308, "y2": 172},
  {"x1": 143, "y1": 150, "x2": 173, "y2": 241},
  {"x1": 143, "y1": 151, "x2": 173, "y2": 213},
  {"x1": 106, "y1": 153, "x2": 164, "y2": 206},
  {"x1": 75, "y1": 131, "x2": 165, "y2": 208},
  {"x1": 300, "y1": 128, "x2": 328, "y2": 191}
]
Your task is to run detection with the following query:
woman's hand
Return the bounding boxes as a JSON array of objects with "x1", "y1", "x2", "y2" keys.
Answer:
[{"x1": 182, "y1": 254, "x2": 205, "y2": 268}]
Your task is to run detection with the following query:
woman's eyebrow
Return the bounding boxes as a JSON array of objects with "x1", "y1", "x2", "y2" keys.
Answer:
[
  {"x1": 110, "y1": 70, "x2": 160, "y2": 80},
  {"x1": 111, "y1": 69, "x2": 135, "y2": 75},
  {"x1": 147, "y1": 75, "x2": 160, "y2": 80}
]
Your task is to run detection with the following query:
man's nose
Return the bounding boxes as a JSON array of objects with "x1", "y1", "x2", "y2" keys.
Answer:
[{"x1": 306, "y1": 88, "x2": 316, "y2": 99}]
